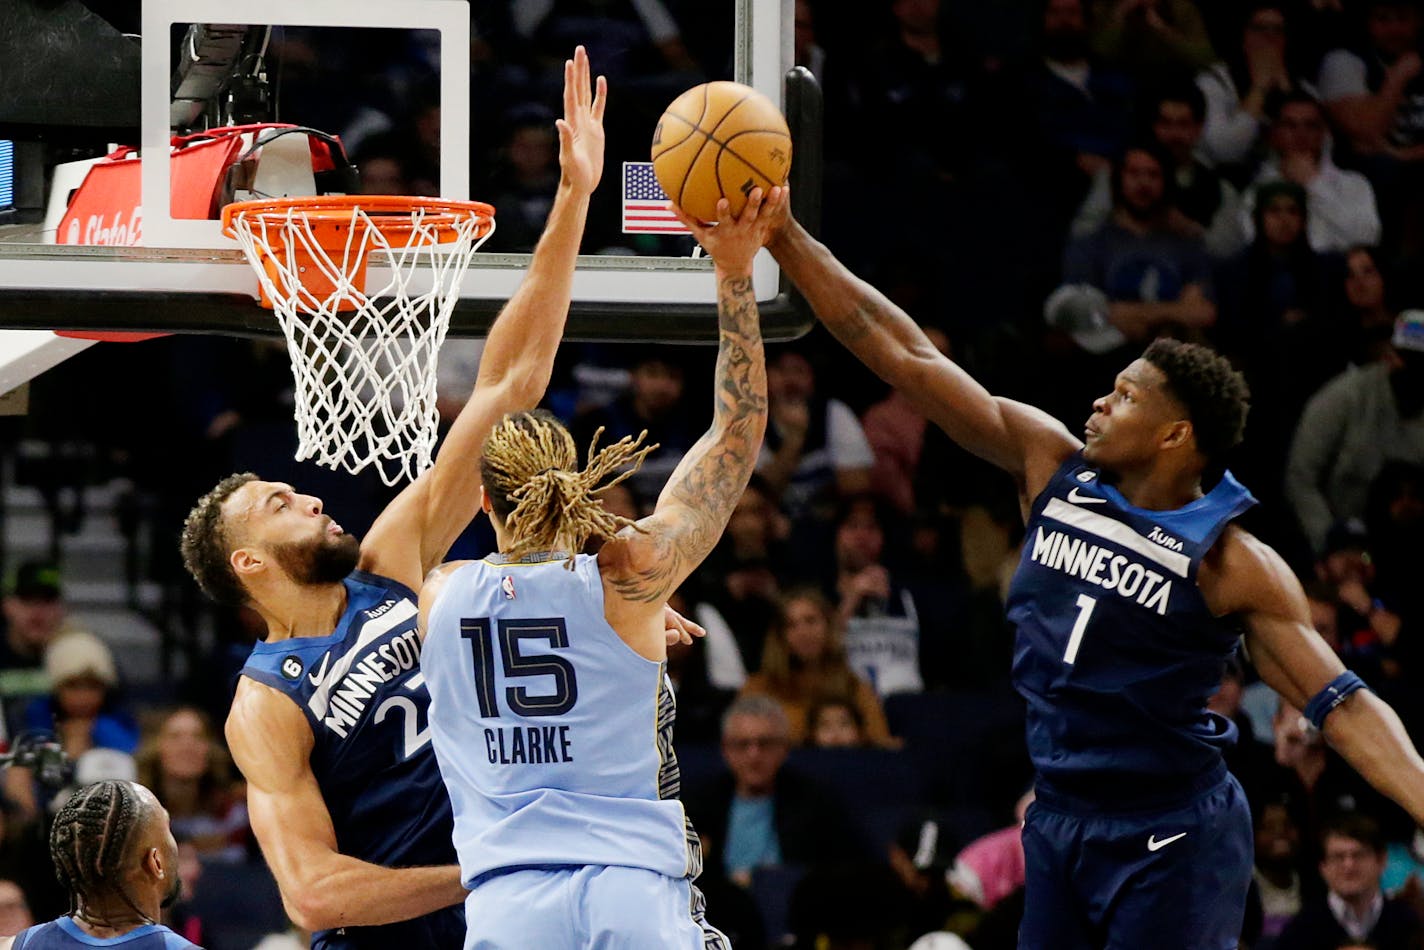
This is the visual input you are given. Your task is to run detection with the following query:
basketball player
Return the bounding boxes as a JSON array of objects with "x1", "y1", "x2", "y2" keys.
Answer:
[
  {"x1": 0, "y1": 780, "x2": 197, "y2": 950},
  {"x1": 415, "y1": 187, "x2": 781, "y2": 948},
  {"x1": 178, "y1": 49, "x2": 699, "y2": 949},
  {"x1": 757, "y1": 199, "x2": 1424, "y2": 948}
]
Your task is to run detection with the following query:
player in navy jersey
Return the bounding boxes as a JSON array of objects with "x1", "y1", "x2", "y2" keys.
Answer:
[
  {"x1": 758, "y1": 201, "x2": 1424, "y2": 948},
  {"x1": 177, "y1": 49, "x2": 699, "y2": 950},
  {"x1": 416, "y1": 188, "x2": 779, "y2": 948},
  {"x1": 1, "y1": 780, "x2": 199, "y2": 950}
]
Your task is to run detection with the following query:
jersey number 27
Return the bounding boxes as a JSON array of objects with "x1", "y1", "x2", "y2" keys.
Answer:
[{"x1": 461, "y1": 617, "x2": 579, "y2": 717}]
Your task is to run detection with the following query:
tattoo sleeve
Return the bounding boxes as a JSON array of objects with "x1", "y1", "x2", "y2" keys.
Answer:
[{"x1": 609, "y1": 273, "x2": 768, "y2": 604}]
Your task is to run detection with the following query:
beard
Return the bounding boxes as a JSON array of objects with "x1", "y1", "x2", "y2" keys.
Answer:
[
  {"x1": 273, "y1": 531, "x2": 361, "y2": 585},
  {"x1": 161, "y1": 870, "x2": 183, "y2": 909}
]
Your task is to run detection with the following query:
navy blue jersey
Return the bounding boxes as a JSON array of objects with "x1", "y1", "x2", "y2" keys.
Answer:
[
  {"x1": 1006, "y1": 454, "x2": 1256, "y2": 807},
  {"x1": 12, "y1": 918, "x2": 198, "y2": 949},
  {"x1": 241, "y1": 570, "x2": 460, "y2": 947}
]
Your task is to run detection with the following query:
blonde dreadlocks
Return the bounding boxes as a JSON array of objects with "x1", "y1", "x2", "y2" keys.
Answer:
[{"x1": 480, "y1": 410, "x2": 657, "y2": 564}]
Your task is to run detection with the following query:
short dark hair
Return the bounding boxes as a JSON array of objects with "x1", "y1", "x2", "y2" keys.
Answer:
[
  {"x1": 1153, "y1": 79, "x2": 1207, "y2": 124},
  {"x1": 1321, "y1": 812, "x2": 1386, "y2": 856},
  {"x1": 1141, "y1": 339, "x2": 1250, "y2": 462},
  {"x1": 180, "y1": 472, "x2": 259, "y2": 606},
  {"x1": 51, "y1": 781, "x2": 154, "y2": 925},
  {"x1": 1267, "y1": 88, "x2": 1325, "y2": 124}
]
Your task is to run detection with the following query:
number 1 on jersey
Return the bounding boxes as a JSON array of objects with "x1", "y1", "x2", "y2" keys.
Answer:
[{"x1": 1064, "y1": 594, "x2": 1097, "y2": 665}]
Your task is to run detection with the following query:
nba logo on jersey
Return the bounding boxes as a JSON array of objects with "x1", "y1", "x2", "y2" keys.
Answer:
[
  {"x1": 501, "y1": 576, "x2": 516, "y2": 600},
  {"x1": 1076, "y1": 470, "x2": 1097, "y2": 483}
]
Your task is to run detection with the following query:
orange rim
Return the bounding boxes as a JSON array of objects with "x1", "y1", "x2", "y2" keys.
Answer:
[{"x1": 221, "y1": 195, "x2": 496, "y2": 244}]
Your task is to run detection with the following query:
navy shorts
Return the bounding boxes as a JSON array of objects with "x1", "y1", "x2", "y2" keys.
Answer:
[
  {"x1": 1019, "y1": 774, "x2": 1252, "y2": 950},
  {"x1": 312, "y1": 906, "x2": 466, "y2": 949}
]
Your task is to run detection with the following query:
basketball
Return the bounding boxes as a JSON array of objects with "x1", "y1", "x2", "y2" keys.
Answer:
[{"x1": 650, "y1": 81, "x2": 792, "y2": 223}]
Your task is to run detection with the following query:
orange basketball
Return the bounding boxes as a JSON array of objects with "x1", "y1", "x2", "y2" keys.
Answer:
[{"x1": 651, "y1": 81, "x2": 792, "y2": 224}]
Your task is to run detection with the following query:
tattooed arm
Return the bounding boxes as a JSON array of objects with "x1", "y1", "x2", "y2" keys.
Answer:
[
  {"x1": 762, "y1": 204, "x2": 1078, "y2": 503},
  {"x1": 598, "y1": 190, "x2": 779, "y2": 629}
]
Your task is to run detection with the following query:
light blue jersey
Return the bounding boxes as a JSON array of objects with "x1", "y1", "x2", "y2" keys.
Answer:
[{"x1": 422, "y1": 552, "x2": 698, "y2": 886}]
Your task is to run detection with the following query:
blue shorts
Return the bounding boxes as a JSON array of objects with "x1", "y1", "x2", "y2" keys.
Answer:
[
  {"x1": 1019, "y1": 774, "x2": 1252, "y2": 950},
  {"x1": 463, "y1": 865, "x2": 729, "y2": 950}
]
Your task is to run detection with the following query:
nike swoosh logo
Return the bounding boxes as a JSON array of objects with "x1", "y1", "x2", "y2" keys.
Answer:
[
  {"x1": 1147, "y1": 832, "x2": 1187, "y2": 852},
  {"x1": 308, "y1": 653, "x2": 331, "y2": 687},
  {"x1": 1067, "y1": 487, "x2": 1107, "y2": 505}
]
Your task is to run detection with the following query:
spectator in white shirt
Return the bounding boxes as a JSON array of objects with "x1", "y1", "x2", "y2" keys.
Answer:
[{"x1": 1240, "y1": 91, "x2": 1381, "y2": 252}]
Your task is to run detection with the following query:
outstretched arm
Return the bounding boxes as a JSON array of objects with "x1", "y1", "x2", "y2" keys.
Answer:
[
  {"x1": 1217, "y1": 530, "x2": 1424, "y2": 825},
  {"x1": 225, "y1": 683, "x2": 467, "y2": 930},
  {"x1": 764, "y1": 207, "x2": 1077, "y2": 499},
  {"x1": 599, "y1": 190, "x2": 777, "y2": 611},
  {"x1": 361, "y1": 46, "x2": 606, "y2": 590}
]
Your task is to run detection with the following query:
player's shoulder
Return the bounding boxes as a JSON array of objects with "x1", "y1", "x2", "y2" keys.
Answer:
[
  {"x1": 417, "y1": 559, "x2": 478, "y2": 638},
  {"x1": 226, "y1": 677, "x2": 313, "y2": 769},
  {"x1": 1200, "y1": 524, "x2": 1300, "y2": 616}
]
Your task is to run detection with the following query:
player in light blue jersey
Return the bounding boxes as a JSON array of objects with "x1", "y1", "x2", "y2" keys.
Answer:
[
  {"x1": 757, "y1": 200, "x2": 1424, "y2": 948},
  {"x1": 418, "y1": 188, "x2": 782, "y2": 949},
  {"x1": 1, "y1": 780, "x2": 200, "y2": 950},
  {"x1": 175, "y1": 48, "x2": 696, "y2": 950}
]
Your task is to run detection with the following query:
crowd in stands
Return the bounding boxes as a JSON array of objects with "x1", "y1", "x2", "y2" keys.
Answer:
[{"x1": 5, "y1": 0, "x2": 1424, "y2": 947}]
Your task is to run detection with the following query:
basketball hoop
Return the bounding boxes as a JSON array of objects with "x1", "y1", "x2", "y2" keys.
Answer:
[{"x1": 222, "y1": 195, "x2": 496, "y2": 486}]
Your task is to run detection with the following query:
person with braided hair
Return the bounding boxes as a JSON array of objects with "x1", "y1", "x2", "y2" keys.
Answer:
[
  {"x1": 1, "y1": 780, "x2": 197, "y2": 949},
  {"x1": 176, "y1": 49, "x2": 702, "y2": 950},
  {"x1": 416, "y1": 186, "x2": 783, "y2": 948}
]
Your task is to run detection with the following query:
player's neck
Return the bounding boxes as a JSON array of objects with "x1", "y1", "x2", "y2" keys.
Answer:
[
  {"x1": 1110, "y1": 465, "x2": 1203, "y2": 511},
  {"x1": 72, "y1": 899, "x2": 155, "y2": 939},
  {"x1": 257, "y1": 580, "x2": 348, "y2": 641}
]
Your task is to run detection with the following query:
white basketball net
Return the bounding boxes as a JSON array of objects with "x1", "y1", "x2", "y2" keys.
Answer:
[{"x1": 228, "y1": 204, "x2": 495, "y2": 485}]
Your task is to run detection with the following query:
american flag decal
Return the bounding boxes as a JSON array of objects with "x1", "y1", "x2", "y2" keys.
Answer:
[{"x1": 622, "y1": 162, "x2": 690, "y2": 234}]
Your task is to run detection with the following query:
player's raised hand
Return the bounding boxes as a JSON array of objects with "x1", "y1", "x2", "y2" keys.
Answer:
[
  {"x1": 671, "y1": 186, "x2": 787, "y2": 276},
  {"x1": 557, "y1": 45, "x2": 607, "y2": 196}
]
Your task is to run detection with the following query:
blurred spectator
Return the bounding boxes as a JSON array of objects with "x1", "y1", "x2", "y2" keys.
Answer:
[
  {"x1": 1073, "y1": 81, "x2": 1246, "y2": 257},
  {"x1": 1196, "y1": 2, "x2": 1311, "y2": 172},
  {"x1": 664, "y1": 635, "x2": 735, "y2": 746},
  {"x1": 756, "y1": 348, "x2": 874, "y2": 524},
  {"x1": 483, "y1": 107, "x2": 561, "y2": 253},
  {"x1": 739, "y1": 588, "x2": 893, "y2": 748},
  {"x1": 1241, "y1": 92, "x2": 1381, "y2": 253},
  {"x1": 888, "y1": 815, "x2": 960, "y2": 944},
  {"x1": 862, "y1": 325, "x2": 953, "y2": 515},
  {"x1": 806, "y1": 696, "x2": 868, "y2": 749},
  {"x1": 1090, "y1": 0, "x2": 1216, "y2": 81},
  {"x1": 1210, "y1": 655, "x2": 1274, "y2": 796},
  {"x1": 1342, "y1": 247, "x2": 1401, "y2": 366},
  {"x1": 1363, "y1": 461, "x2": 1424, "y2": 623},
  {"x1": 1057, "y1": 143, "x2": 1216, "y2": 355},
  {"x1": 832, "y1": 497, "x2": 925, "y2": 697},
  {"x1": 0, "y1": 879, "x2": 31, "y2": 937},
  {"x1": 1275, "y1": 814, "x2": 1424, "y2": 950},
  {"x1": 684, "y1": 695, "x2": 860, "y2": 887},
  {"x1": 1286, "y1": 311, "x2": 1424, "y2": 555},
  {"x1": 1318, "y1": 0, "x2": 1424, "y2": 253},
  {"x1": 352, "y1": 132, "x2": 413, "y2": 196},
  {"x1": 1317, "y1": 0, "x2": 1424, "y2": 162},
  {"x1": 571, "y1": 347, "x2": 698, "y2": 509},
  {"x1": 0, "y1": 562, "x2": 72, "y2": 738},
  {"x1": 1214, "y1": 180, "x2": 1343, "y2": 509},
  {"x1": 947, "y1": 790, "x2": 1034, "y2": 911},
  {"x1": 135, "y1": 707, "x2": 250, "y2": 863},
  {"x1": 1311, "y1": 520, "x2": 1402, "y2": 687},
  {"x1": 1025, "y1": 0, "x2": 1137, "y2": 230},
  {"x1": 7, "y1": 631, "x2": 138, "y2": 822},
  {"x1": 513, "y1": 0, "x2": 699, "y2": 83},
  {"x1": 1254, "y1": 799, "x2": 1309, "y2": 944}
]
